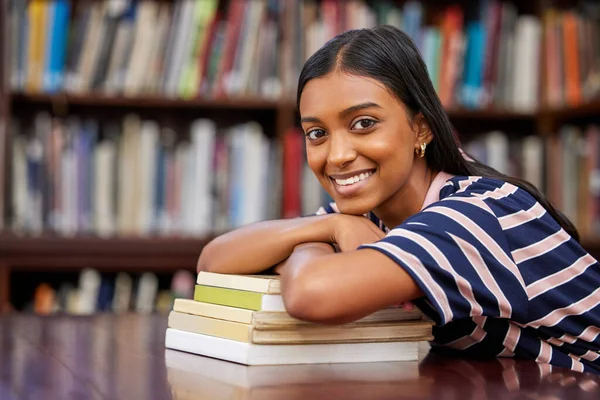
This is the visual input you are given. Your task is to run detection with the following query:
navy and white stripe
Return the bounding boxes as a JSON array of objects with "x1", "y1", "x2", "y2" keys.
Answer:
[{"x1": 320, "y1": 176, "x2": 600, "y2": 374}]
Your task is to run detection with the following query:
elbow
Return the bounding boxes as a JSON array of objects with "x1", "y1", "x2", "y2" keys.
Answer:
[
  {"x1": 196, "y1": 241, "x2": 222, "y2": 274},
  {"x1": 282, "y1": 275, "x2": 344, "y2": 324}
]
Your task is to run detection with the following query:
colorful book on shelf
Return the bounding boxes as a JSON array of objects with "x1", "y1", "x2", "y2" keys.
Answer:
[
  {"x1": 164, "y1": 328, "x2": 422, "y2": 366},
  {"x1": 168, "y1": 311, "x2": 433, "y2": 345}
]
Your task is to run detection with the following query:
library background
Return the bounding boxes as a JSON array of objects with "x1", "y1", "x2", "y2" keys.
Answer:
[{"x1": 0, "y1": 0, "x2": 599, "y2": 315}]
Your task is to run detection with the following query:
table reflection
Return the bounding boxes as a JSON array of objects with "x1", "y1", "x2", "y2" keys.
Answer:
[{"x1": 166, "y1": 347, "x2": 600, "y2": 400}]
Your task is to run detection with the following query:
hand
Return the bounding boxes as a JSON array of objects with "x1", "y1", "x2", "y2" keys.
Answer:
[{"x1": 330, "y1": 214, "x2": 386, "y2": 252}]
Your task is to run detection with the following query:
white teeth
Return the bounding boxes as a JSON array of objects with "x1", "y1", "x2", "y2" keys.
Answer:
[{"x1": 334, "y1": 171, "x2": 373, "y2": 186}]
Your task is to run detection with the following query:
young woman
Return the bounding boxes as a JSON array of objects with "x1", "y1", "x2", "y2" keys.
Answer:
[{"x1": 198, "y1": 26, "x2": 600, "y2": 374}]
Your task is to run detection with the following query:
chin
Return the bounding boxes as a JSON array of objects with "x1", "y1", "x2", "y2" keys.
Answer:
[{"x1": 334, "y1": 198, "x2": 374, "y2": 216}]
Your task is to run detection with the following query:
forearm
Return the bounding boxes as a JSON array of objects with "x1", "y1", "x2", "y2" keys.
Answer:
[{"x1": 197, "y1": 215, "x2": 337, "y2": 274}]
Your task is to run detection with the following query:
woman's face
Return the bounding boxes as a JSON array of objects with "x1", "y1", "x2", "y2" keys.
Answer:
[{"x1": 299, "y1": 71, "x2": 421, "y2": 216}]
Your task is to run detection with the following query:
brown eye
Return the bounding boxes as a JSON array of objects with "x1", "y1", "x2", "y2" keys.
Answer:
[
  {"x1": 306, "y1": 129, "x2": 327, "y2": 141},
  {"x1": 351, "y1": 119, "x2": 376, "y2": 130}
]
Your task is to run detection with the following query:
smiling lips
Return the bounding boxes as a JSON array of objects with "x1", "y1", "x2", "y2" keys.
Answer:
[{"x1": 329, "y1": 169, "x2": 375, "y2": 196}]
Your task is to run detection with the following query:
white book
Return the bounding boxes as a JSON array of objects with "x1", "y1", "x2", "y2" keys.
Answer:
[
  {"x1": 189, "y1": 119, "x2": 216, "y2": 235},
  {"x1": 522, "y1": 135, "x2": 543, "y2": 191},
  {"x1": 11, "y1": 133, "x2": 27, "y2": 231},
  {"x1": 77, "y1": 268, "x2": 101, "y2": 315},
  {"x1": 138, "y1": 121, "x2": 159, "y2": 234},
  {"x1": 511, "y1": 16, "x2": 541, "y2": 112},
  {"x1": 94, "y1": 141, "x2": 117, "y2": 237},
  {"x1": 484, "y1": 131, "x2": 509, "y2": 175},
  {"x1": 165, "y1": 328, "x2": 420, "y2": 366},
  {"x1": 112, "y1": 272, "x2": 132, "y2": 313},
  {"x1": 135, "y1": 272, "x2": 158, "y2": 314},
  {"x1": 123, "y1": 1, "x2": 158, "y2": 96},
  {"x1": 163, "y1": 0, "x2": 195, "y2": 96},
  {"x1": 75, "y1": 2, "x2": 106, "y2": 92}
]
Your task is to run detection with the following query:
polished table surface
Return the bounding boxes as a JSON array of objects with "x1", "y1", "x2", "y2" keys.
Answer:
[{"x1": 1, "y1": 314, "x2": 599, "y2": 400}]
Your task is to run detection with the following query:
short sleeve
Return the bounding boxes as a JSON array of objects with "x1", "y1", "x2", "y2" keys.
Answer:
[
  {"x1": 313, "y1": 203, "x2": 387, "y2": 232},
  {"x1": 359, "y1": 197, "x2": 529, "y2": 326},
  {"x1": 314, "y1": 202, "x2": 340, "y2": 216}
]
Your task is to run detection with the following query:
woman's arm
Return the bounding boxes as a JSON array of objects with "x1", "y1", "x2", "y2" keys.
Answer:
[
  {"x1": 197, "y1": 215, "x2": 338, "y2": 275},
  {"x1": 278, "y1": 243, "x2": 423, "y2": 324}
]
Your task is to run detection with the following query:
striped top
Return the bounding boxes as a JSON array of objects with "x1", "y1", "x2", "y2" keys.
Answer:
[{"x1": 317, "y1": 175, "x2": 600, "y2": 374}]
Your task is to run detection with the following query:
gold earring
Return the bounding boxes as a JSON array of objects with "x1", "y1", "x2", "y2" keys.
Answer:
[{"x1": 416, "y1": 142, "x2": 426, "y2": 158}]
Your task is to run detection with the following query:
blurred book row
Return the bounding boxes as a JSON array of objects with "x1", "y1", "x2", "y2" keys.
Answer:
[
  {"x1": 10, "y1": 0, "x2": 599, "y2": 111},
  {"x1": 9, "y1": 113, "x2": 326, "y2": 237},
  {"x1": 463, "y1": 125, "x2": 600, "y2": 238},
  {"x1": 542, "y1": 6, "x2": 600, "y2": 109},
  {"x1": 27, "y1": 269, "x2": 195, "y2": 315}
]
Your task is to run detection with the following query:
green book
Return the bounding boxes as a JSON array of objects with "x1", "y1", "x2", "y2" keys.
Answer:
[{"x1": 194, "y1": 285, "x2": 285, "y2": 311}]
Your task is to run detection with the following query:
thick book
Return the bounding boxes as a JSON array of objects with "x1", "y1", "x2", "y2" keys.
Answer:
[
  {"x1": 165, "y1": 328, "x2": 421, "y2": 365},
  {"x1": 173, "y1": 299, "x2": 423, "y2": 327},
  {"x1": 168, "y1": 311, "x2": 433, "y2": 344},
  {"x1": 197, "y1": 272, "x2": 281, "y2": 294},
  {"x1": 193, "y1": 285, "x2": 285, "y2": 311}
]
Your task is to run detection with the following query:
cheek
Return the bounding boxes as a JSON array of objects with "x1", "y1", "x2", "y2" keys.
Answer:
[{"x1": 306, "y1": 148, "x2": 326, "y2": 176}]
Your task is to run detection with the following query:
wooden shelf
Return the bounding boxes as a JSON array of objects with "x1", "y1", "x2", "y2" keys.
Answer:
[
  {"x1": 539, "y1": 101, "x2": 600, "y2": 123},
  {"x1": 10, "y1": 92, "x2": 294, "y2": 111},
  {"x1": 0, "y1": 233, "x2": 215, "y2": 272}
]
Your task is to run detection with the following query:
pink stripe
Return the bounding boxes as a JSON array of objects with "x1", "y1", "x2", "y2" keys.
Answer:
[
  {"x1": 391, "y1": 229, "x2": 483, "y2": 316},
  {"x1": 580, "y1": 350, "x2": 600, "y2": 362},
  {"x1": 547, "y1": 337, "x2": 564, "y2": 347},
  {"x1": 527, "y1": 254, "x2": 596, "y2": 299},
  {"x1": 421, "y1": 172, "x2": 454, "y2": 210},
  {"x1": 367, "y1": 241, "x2": 453, "y2": 323},
  {"x1": 456, "y1": 177, "x2": 481, "y2": 193},
  {"x1": 569, "y1": 355, "x2": 585, "y2": 373},
  {"x1": 498, "y1": 202, "x2": 546, "y2": 230},
  {"x1": 503, "y1": 323, "x2": 521, "y2": 353},
  {"x1": 528, "y1": 287, "x2": 600, "y2": 328},
  {"x1": 450, "y1": 233, "x2": 512, "y2": 318},
  {"x1": 473, "y1": 182, "x2": 519, "y2": 201},
  {"x1": 512, "y1": 230, "x2": 570, "y2": 264},
  {"x1": 442, "y1": 196, "x2": 495, "y2": 214},
  {"x1": 497, "y1": 348, "x2": 515, "y2": 357},
  {"x1": 557, "y1": 326, "x2": 600, "y2": 345},
  {"x1": 330, "y1": 202, "x2": 340, "y2": 213},
  {"x1": 575, "y1": 325, "x2": 600, "y2": 343},
  {"x1": 424, "y1": 206, "x2": 526, "y2": 288},
  {"x1": 535, "y1": 340, "x2": 553, "y2": 363}
]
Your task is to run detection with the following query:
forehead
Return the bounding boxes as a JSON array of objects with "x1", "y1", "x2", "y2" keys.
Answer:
[{"x1": 299, "y1": 72, "x2": 397, "y2": 116}]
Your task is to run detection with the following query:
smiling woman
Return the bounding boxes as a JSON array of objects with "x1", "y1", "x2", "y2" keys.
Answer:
[{"x1": 198, "y1": 26, "x2": 600, "y2": 375}]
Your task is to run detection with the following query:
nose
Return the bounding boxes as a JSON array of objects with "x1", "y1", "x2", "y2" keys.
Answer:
[{"x1": 327, "y1": 132, "x2": 357, "y2": 168}]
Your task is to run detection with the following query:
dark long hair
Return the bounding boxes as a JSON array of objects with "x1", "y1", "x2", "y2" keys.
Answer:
[{"x1": 296, "y1": 25, "x2": 579, "y2": 241}]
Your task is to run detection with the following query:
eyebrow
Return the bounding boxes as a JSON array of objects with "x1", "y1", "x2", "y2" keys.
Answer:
[{"x1": 300, "y1": 102, "x2": 383, "y2": 124}]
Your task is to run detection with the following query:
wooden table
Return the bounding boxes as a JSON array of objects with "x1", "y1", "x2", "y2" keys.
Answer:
[{"x1": 1, "y1": 315, "x2": 599, "y2": 399}]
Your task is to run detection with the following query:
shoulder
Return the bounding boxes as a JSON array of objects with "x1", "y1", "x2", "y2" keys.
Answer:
[{"x1": 437, "y1": 176, "x2": 540, "y2": 218}]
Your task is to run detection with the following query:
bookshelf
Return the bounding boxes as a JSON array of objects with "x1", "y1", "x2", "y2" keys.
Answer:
[{"x1": 2, "y1": 0, "x2": 600, "y2": 313}]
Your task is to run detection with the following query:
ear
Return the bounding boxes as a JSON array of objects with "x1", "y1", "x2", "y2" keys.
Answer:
[{"x1": 411, "y1": 113, "x2": 434, "y2": 152}]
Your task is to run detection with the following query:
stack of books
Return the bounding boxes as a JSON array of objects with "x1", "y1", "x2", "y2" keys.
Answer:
[{"x1": 165, "y1": 272, "x2": 433, "y2": 365}]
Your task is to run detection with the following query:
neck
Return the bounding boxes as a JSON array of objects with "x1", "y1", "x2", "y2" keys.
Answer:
[{"x1": 373, "y1": 160, "x2": 438, "y2": 230}]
